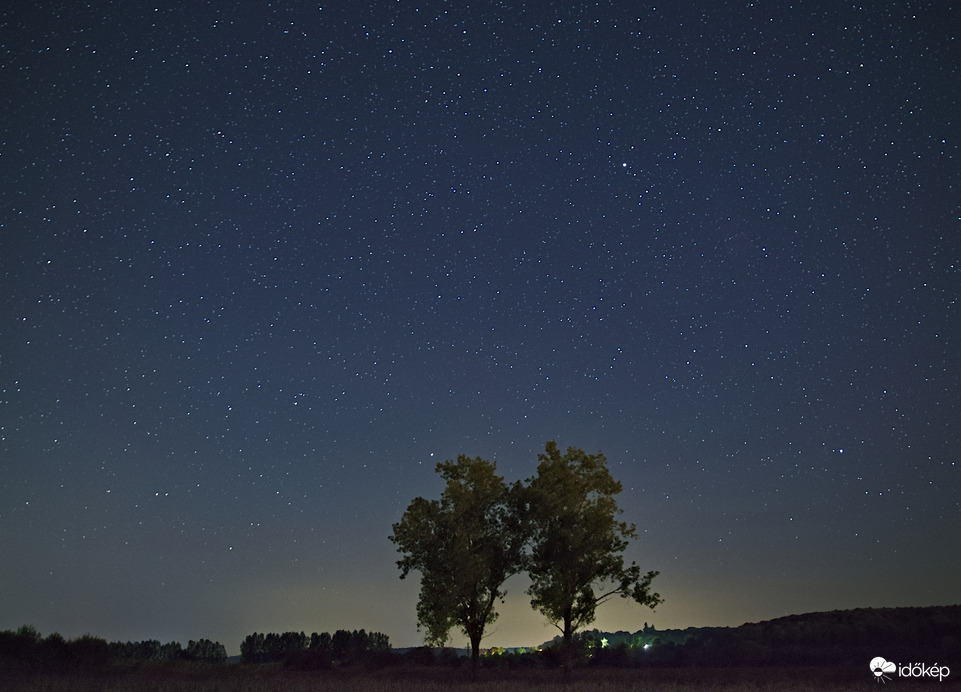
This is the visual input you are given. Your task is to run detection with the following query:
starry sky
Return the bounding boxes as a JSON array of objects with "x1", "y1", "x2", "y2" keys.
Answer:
[{"x1": 1, "y1": 1, "x2": 958, "y2": 655}]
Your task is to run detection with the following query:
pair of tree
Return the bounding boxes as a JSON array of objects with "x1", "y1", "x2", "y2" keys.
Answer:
[{"x1": 389, "y1": 441, "x2": 661, "y2": 679}]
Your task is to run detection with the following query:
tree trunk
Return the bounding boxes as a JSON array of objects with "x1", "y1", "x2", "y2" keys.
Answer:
[
  {"x1": 470, "y1": 635, "x2": 480, "y2": 681},
  {"x1": 562, "y1": 612, "x2": 573, "y2": 682}
]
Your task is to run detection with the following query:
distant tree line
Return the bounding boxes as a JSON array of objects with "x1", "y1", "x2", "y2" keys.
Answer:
[
  {"x1": 240, "y1": 629, "x2": 390, "y2": 668},
  {"x1": 5, "y1": 605, "x2": 957, "y2": 675},
  {"x1": 110, "y1": 637, "x2": 227, "y2": 663},
  {"x1": 0, "y1": 625, "x2": 226, "y2": 672}
]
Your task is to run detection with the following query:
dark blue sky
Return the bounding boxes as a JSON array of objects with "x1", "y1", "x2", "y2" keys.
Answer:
[{"x1": 1, "y1": 1, "x2": 958, "y2": 654}]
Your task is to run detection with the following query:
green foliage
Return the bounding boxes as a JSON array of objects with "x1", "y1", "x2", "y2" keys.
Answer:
[
  {"x1": 110, "y1": 639, "x2": 188, "y2": 662},
  {"x1": 239, "y1": 628, "x2": 390, "y2": 667},
  {"x1": 15, "y1": 625, "x2": 41, "y2": 642},
  {"x1": 68, "y1": 635, "x2": 111, "y2": 669},
  {"x1": 0, "y1": 627, "x2": 212, "y2": 671},
  {"x1": 186, "y1": 638, "x2": 227, "y2": 662},
  {"x1": 389, "y1": 443, "x2": 661, "y2": 679},
  {"x1": 521, "y1": 442, "x2": 661, "y2": 666},
  {"x1": 389, "y1": 455, "x2": 527, "y2": 669}
]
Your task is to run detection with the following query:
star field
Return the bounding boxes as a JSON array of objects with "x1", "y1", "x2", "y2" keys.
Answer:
[{"x1": 1, "y1": 1, "x2": 958, "y2": 652}]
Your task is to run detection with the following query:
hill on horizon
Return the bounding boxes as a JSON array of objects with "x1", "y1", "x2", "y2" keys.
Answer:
[{"x1": 564, "y1": 604, "x2": 960, "y2": 667}]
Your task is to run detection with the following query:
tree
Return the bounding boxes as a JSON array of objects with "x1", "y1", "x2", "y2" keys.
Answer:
[
  {"x1": 240, "y1": 632, "x2": 266, "y2": 663},
  {"x1": 68, "y1": 635, "x2": 111, "y2": 669},
  {"x1": 390, "y1": 455, "x2": 526, "y2": 679},
  {"x1": 185, "y1": 638, "x2": 227, "y2": 662},
  {"x1": 522, "y1": 441, "x2": 661, "y2": 678}
]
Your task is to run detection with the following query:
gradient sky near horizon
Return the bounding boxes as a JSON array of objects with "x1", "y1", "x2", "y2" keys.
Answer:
[{"x1": 1, "y1": 1, "x2": 958, "y2": 655}]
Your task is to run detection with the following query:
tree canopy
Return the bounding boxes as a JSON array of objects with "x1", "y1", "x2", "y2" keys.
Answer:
[
  {"x1": 390, "y1": 443, "x2": 660, "y2": 679},
  {"x1": 522, "y1": 441, "x2": 661, "y2": 675},
  {"x1": 389, "y1": 455, "x2": 526, "y2": 677}
]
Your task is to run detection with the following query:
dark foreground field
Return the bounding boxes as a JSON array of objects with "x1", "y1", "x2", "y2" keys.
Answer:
[{"x1": 4, "y1": 665, "x2": 959, "y2": 692}]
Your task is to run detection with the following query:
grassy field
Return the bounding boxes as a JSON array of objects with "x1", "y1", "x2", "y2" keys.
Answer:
[{"x1": 6, "y1": 664, "x2": 954, "y2": 692}]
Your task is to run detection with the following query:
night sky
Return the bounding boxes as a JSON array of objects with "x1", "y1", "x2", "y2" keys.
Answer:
[{"x1": 2, "y1": 1, "x2": 958, "y2": 655}]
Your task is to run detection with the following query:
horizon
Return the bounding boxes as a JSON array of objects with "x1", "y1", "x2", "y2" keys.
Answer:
[{"x1": 6, "y1": 598, "x2": 960, "y2": 657}]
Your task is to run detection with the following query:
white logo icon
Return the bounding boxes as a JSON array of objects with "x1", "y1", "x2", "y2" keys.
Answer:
[{"x1": 871, "y1": 657, "x2": 896, "y2": 683}]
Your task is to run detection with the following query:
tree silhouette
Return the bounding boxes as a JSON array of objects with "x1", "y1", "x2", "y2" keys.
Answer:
[
  {"x1": 240, "y1": 629, "x2": 389, "y2": 667},
  {"x1": 185, "y1": 638, "x2": 227, "y2": 662},
  {"x1": 390, "y1": 455, "x2": 526, "y2": 679},
  {"x1": 521, "y1": 441, "x2": 661, "y2": 678}
]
